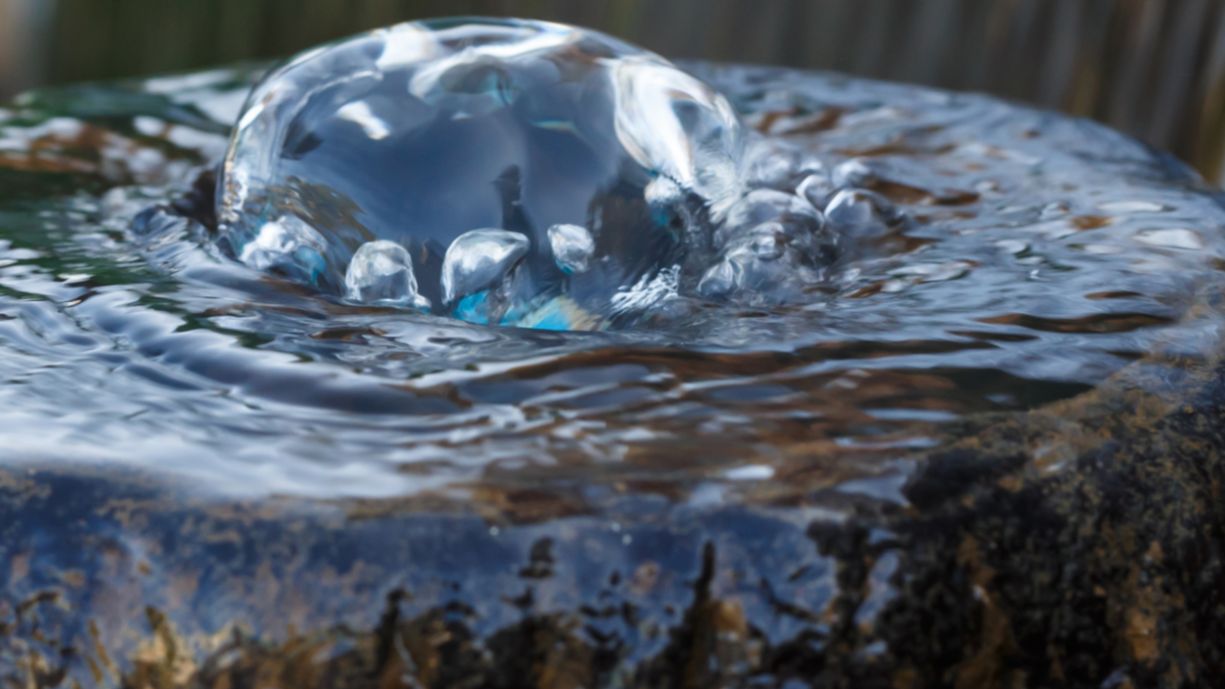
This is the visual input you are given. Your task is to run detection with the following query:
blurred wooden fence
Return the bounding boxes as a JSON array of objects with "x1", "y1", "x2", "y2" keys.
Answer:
[{"x1": 4, "y1": 0, "x2": 1225, "y2": 182}]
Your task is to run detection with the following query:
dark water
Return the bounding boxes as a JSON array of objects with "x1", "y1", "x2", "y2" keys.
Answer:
[{"x1": 1, "y1": 61, "x2": 1223, "y2": 507}]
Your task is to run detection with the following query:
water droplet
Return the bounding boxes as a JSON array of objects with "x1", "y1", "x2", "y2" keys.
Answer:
[
  {"x1": 831, "y1": 158, "x2": 876, "y2": 189},
  {"x1": 796, "y1": 172, "x2": 836, "y2": 210},
  {"x1": 741, "y1": 136, "x2": 822, "y2": 190},
  {"x1": 824, "y1": 188, "x2": 903, "y2": 238},
  {"x1": 719, "y1": 189, "x2": 832, "y2": 266},
  {"x1": 547, "y1": 223, "x2": 594, "y2": 274},
  {"x1": 344, "y1": 240, "x2": 429, "y2": 309},
  {"x1": 441, "y1": 228, "x2": 529, "y2": 324},
  {"x1": 217, "y1": 18, "x2": 744, "y2": 327},
  {"x1": 238, "y1": 215, "x2": 328, "y2": 285},
  {"x1": 699, "y1": 221, "x2": 823, "y2": 304}
]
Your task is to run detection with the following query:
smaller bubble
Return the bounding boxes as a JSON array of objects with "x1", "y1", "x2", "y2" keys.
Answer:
[
  {"x1": 720, "y1": 189, "x2": 823, "y2": 242},
  {"x1": 239, "y1": 215, "x2": 328, "y2": 286},
  {"x1": 748, "y1": 223, "x2": 786, "y2": 261},
  {"x1": 344, "y1": 240, "x2": 429, "y2": 309},
  {"x1": 741, "y1": 136, "x2": 822, "y2": 190},
  {"x1": 824, "y1": 188, "x2": 903, "y2": 239},
  {"x1": 719, "y1": 189, "x2": 832, "y2": 265},
  {"x1": 441, "y1": 228, "x2": 530, "y2": 324},
  {"x1": 547, "y1": 224, "x2": 595, "y2": 274},
  {"x1": 699, "y1": 221, "x2": 822, "y2": 304},
  {"x1": 697, "y1": 257, "x2": 740, "y2": 299},
  {"x1": 831, "y1": 158, "x2": 875, "y2": 188},
  {"x1": 796, "y1": 172, "x2": 836, "y2": 210}
]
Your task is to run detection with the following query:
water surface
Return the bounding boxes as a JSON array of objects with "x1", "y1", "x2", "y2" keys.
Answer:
[{"x1": 1, "y1": 62, "x2": 1222, "y2": 506}]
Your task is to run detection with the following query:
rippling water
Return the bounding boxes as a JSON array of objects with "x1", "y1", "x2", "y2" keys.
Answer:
[{"x1": 1, "y1": 61, "x2": 1223, "y2": 504}]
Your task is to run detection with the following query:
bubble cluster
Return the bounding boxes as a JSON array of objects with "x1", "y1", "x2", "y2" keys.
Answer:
[
  {"x1": 217, "y1": 18, "x2": 750, "y2": 328},
  {"x1": 216, "y1": 17, "x2": 909, "y2": 329}
]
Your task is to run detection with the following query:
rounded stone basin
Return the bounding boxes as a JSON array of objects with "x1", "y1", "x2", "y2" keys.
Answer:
[{"x1": 0, "y1": 49, "x2": 1223, "y2": 687}]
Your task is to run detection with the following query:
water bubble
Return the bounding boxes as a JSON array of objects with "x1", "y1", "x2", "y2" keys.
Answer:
[
  {"x1": 831, "y1": 158, "x2": 876, "y2": 188},
  {"x1": 719, "y1": 190, "x2": 830, "y2": 256},
  {"x1": 699, "y1": 220, "x2": 824, "y2": 304},
  {"x1": 796, "y1": 172, "x2": 836, "y2": 210},
  {"x1": 441, "y1": 228, "x2": 529, "y2": 324},
  {"x1": 217, "y1": 17, "x2": 744, "y2": 328},
  {"x1": 697, "y1": 188, "x2": 835, "y2": 304},
  {"x1": 344, "y1": 240, "x2": 429, "y2": 309},
  {"x1": 741, "y1": 136, "x2": 822, "y2": 190},
  {"x1": 749, "y1": 222, "x2": 787, "y2": 261},
  {"x1": 824, "y1": 188, "x2": 903, "y2": 239},
  {"x1": 238, "y1": 215, "x2": 328, "y2": 285},
  {"x1": 547, "y1": 223, "x2": 595, "y2": 274}
]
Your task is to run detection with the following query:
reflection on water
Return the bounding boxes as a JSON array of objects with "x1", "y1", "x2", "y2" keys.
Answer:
[{"x1": 0, "y1": 59, "x2": 1222, "y2": 508}]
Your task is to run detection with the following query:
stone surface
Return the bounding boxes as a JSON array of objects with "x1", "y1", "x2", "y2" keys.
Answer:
[{"x1": 3, "y1": 333, "x2": 1224, "y2": 687}]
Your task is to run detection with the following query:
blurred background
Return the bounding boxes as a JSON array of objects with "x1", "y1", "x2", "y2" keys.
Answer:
[{"x1": 3, "y1": 0, "x2": 1225, "y2": 181}]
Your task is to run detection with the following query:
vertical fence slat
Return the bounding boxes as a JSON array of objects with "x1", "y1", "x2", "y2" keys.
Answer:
[{"x1": 4, "y1": 0, "x2": 1225, "y2": 182}]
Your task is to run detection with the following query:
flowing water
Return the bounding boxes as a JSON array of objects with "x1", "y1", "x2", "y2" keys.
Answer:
[{"x1": 1, "y1": 22, "x2": 1224, "y2": 511}]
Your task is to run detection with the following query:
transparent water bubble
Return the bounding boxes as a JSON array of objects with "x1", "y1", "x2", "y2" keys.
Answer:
[
  {"x1": 238, "y1": 215, "x2": 328, "y2": 285},
  {"x1": 696, "y1": 188, "x2": 835, "y2": 304},
  {"x1": 741, "y1": 136, "x2": 823, "y2": 190},
  {"x1": 547, "y1": 223, "x2": 595, "y2": 274},
  {"x1": 796, "y1": 172, "x2": 837, "y2": 210},
  {"x1": 831, "y1": 158, "x2": 876, "y2": 188},
  {"x1": 699, "y1": 220, "x2": 824, "y2": 303},
  {"x1": 216, "y1": 17, "x2": 744, "y2": 328},
  {"x1": 823, "y1": 188, "x2": 904, "y2": 239},
  {"x1": 344, "y1": 240, "x2": 429, "y2": 309},
  {"x1": 441, "y1": 228, "x2": 529, "y2": 325}
]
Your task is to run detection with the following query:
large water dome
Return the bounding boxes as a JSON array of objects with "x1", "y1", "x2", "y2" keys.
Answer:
[{"x1": 216, "y1": 18, "x2": 747, "y2": 328}]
